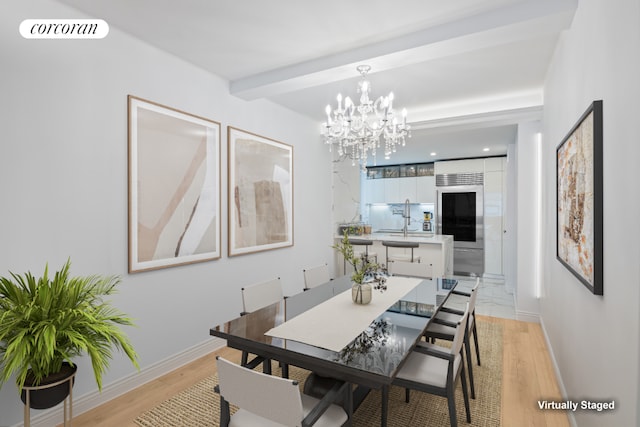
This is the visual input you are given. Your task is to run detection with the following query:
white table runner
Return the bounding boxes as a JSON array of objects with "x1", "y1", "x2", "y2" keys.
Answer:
[{"x1": 265, "y1": 276, "x2": 421, "y2": 352}]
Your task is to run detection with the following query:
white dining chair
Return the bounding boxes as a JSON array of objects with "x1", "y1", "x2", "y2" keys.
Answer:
[
  {"x1": 303, "y1": 264, "x2": 331, "y2": 290},
  {"x1": 423, "y1": 277, "x2": 480, "y2": 399},
  {"x1": 241, "y1": 277, "x2": 284, "y2": 314},
  {"x1": 215, "y1": 356, "x2": 351, "y2": 427},
  {"x1": 435, "y1": 277, "x2": 482, "y2": 366},
  {"x1": 393, "y1": 304, "x2": 471, "y2": 427},
  {"x1": 240, "y1": 277, "x2": 284, "y2": 375}
]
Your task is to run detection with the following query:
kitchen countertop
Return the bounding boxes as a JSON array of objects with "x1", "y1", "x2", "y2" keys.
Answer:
[{"x1": 335, "y1": 233, "x2": 453, "y2": 245}]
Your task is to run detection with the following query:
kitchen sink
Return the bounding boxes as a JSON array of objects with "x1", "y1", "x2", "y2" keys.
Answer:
[{"x1": 376, "y1": 228, "x2": 421, "y2": 233}]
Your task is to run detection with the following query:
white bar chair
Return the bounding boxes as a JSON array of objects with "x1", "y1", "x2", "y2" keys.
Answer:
[
  {"x1": 382, "y1": 240, "x2": 421, "y2": 265},
  {"x1": 389, "y1": 260, "x2": 432, "y2": 278}
]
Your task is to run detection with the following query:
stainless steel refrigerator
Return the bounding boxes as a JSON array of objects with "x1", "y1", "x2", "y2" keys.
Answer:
[{"x1": 436, "y1": 173, "x2": 484, "y2": 276}]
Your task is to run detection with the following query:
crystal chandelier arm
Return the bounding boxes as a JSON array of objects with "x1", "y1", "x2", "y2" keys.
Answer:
[
  {"x1": 325, "y1": 105, "x2": 332, "y2": 125},
  {"x1": 372, "y1": 96, "x2": 385, "y2": 119}
]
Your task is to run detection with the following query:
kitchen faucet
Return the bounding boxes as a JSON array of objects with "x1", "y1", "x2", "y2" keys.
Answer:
[{"x1": 403, "y1": 198, "x2": 410, "y2": 237}]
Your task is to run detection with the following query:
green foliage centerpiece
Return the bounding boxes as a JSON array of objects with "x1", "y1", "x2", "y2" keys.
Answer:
[
  {"x1": 0, "y1": 259, "x2": 139, "y2": 409},
  {"x1": 333, "y1": 231, "x2": 387, "y2": 304}
]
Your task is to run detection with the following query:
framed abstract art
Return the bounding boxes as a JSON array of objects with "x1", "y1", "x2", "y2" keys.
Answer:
[
  {"x1": 227, "y1": 126, "x2": 293, "y2": 256},
  {"x1": 128, "y1": 96, "x2": 221, "y2": 272},
  {"x1": 556, "y1": 100, "x2": 603, "y2": 295}
]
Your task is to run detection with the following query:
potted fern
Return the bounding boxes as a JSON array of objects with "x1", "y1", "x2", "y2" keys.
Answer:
[{"x1": 0, "y1": 259, "x2": 139, "y2": 409}]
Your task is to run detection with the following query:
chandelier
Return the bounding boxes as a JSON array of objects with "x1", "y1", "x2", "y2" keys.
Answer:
[{"x1": 321, "y1": 65, "x2": 410, "y2": 168}]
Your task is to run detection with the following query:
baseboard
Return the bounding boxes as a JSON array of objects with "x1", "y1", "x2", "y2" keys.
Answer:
[
  {"x1": 539, "y1": 317, "x2": 577, "y2": 427},
  {"x1": 15, "y1": 337, "x2": 226, "y2": 427},
  {"x1": 515, "y1": 309, "x2": 540, "y2": 323}
]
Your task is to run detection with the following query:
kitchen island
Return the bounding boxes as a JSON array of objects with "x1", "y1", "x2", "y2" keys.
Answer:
[{"x1": 335, "y1": 233, "x2": 453, "y2": 278}]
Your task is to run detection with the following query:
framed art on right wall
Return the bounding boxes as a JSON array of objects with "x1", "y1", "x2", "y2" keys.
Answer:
[{"x1": 556, "y1": 100, "x2": 603, "y2": 295}]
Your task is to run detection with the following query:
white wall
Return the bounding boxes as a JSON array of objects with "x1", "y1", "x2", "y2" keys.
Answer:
[
  {"x1": 504, "y1": 143, "x2": 517, "y2": 293},
  {"x1": 515, "y1": 121, "x2": 541, "y2": 321},
  {"x1": 541, "y1": 0, "x2": 640, "y2": 426},
  {"x1": 0, "y1": 1, "x2": 334, "y2": 425},
  {"x1": 332, "y1": 155, "x2": 362, "y2": 227}
]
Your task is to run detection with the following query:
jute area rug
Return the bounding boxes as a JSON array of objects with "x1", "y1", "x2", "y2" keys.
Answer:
[{"x1": 135, "y1": 320, "x2": 502, "y2": 427}]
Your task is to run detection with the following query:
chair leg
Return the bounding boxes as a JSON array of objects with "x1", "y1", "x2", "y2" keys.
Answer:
[
  {"x1": 472, "y1": 320, "x2": 481, "y2": 366},
  {"x1": 219, "y1": 395, "x2": 231, "y2": 427},
  {"x1": 446, "y1": 387, "x2": 458, "y2": 427},
  {"x1": 381, "y1": 386, "x2": 389, "y2": 426},
  {"x1": 405, "y1": 388, "x2": 410, "y2": 403},
  {"x1": 241, "y1": 351, "x2": 248, "y2": 367},
  {"x1": 464, "y1": 332, "x2": 476, "y2": 399},
  {"x1": 460, "y1": 363, "x2": 472, "y2": 423},
  {"x1": 263, "y1": 359, "x2": 272, "y2": 375},
  {"x1": 345, "y1": 383, "x2": 353, "y2": 426}
]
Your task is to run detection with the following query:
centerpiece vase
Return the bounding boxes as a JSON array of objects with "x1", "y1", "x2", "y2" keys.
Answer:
[{"x1": 352, "y1": 282, "x2": 372, "y2": 305}]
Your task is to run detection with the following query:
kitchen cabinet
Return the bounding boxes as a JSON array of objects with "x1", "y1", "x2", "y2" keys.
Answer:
[
  {"x1": 337, "y1": 234, "x2": 453, "y2": 278},
  {"x1": 414, "y1": 242, "x2": 453, "y2": 277},
  {"x1": 416, "y1": 176, "x2": 435, "y2": 203},
  {"x1": 384, "y1": 177, "x2": 416, "y2": 203},
  {"x1": 435, "y1": 158, "x2": 485, "y2": 175},
  {"x1": 364, "y1": 176, "x2": 434, "y2": 204},
  {"x1": 365, "y1": 178, "x2": 385, "y2": 204}
]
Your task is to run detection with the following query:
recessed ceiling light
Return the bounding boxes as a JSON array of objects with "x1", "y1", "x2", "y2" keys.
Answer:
[
  {"x1": 483, "y1": 147, "x2": 490, "y2": 152},
  {"x1": 430, "y1": 152, "x2": 436, "y2": 156}
]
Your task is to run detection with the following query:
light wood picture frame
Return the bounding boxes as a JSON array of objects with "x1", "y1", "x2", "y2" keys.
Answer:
[
  {"x1": 128, "y1": 96, "x2": 221, "y2": 272},
  {"x1": 227, "y1": 126, "x2": 293, "y2": 256},
  {"x1": 556, "y1": 100, "x2": 603, "y2": 295}
]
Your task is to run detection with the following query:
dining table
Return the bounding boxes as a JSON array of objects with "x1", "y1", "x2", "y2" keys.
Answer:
[{"x1": 209, "y1": 274, "x2": 457, "y2": 427}]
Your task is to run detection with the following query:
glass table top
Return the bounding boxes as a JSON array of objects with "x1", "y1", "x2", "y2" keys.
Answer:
[{"x1": 211, "y1": 275, "x2": 457, "y2": 380}]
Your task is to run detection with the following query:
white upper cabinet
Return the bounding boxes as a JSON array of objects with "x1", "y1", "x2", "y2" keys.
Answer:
[
  {"x1": 416, "y1": 176, "x2": 435, "y2": 203},
  {"x1": 435, "y1": 158, "x2": 485, "y2": 174},
  {"x1": 384, "y1": 177, "x2": 416, "y2": 203},
  {"x1": 365, "y1": 178, "x2": 385, "y2": 204},
  {"x1": 363, "y1": 163, "x2": 435, "y2": 205},
  {"x1": 365, "y1": 176, "x2": 435, "y2": 204}
]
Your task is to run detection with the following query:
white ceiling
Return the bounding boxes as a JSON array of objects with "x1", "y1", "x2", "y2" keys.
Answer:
[{"x1": 56, "y1": 0, "x2": 577, "y2": 164}]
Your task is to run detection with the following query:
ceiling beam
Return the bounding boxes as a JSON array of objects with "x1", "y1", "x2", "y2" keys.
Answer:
[{"x1": 230, "y1": 0, "x2": 577, "y2": 100}]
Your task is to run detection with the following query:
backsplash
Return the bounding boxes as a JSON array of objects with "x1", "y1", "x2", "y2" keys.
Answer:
[{"x1": 366, "y1": 203, "x2": 435, "y2": 232}]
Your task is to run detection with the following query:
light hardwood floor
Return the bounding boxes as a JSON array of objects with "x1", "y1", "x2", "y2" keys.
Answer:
[{"x1": 63, "y1": 316, "x2": 570, "y2": 427}]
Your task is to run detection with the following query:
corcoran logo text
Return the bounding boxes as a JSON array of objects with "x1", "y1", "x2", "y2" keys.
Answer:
[{"x1": 19, "y1": 19, "x2": 109, "y2": 39}]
